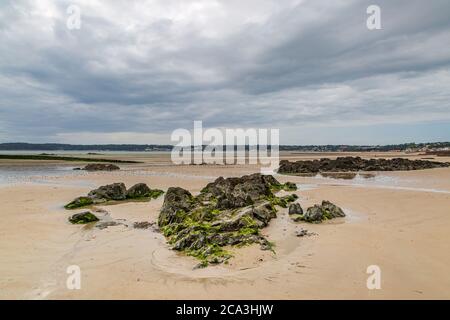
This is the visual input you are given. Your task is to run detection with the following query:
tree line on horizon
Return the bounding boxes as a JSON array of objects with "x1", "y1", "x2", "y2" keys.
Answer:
[{"x1": 0, "y1": 142, "x2": 449, "y2": 152}]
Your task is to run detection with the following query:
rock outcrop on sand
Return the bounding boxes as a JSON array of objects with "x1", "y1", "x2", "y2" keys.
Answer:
[
  {"x1": 68, "y1": 211, "x2": 99, "y2": 224},
  {"x1": 291, "y1": 200, "x2": 345, "y2": 223},
  {"x1": 157, "y1": 173, "x2": 298, "y2": 267},
  {"x1": 126, "y1": 183, "x2": 164, "y2": 199},
  {"x1": 64, "y1": 196, "x2": 95, "y2": 210},
  {"x1": 288, "y1": 203, "x2": 303, "y2": 215},
  {"x1": 64, "y1": 183, "x2": 164, "y2": 209},
  {"x1": 88, "y1": 183, "x2": 127, "y2": 202},
  {"x1": 278, "y1": 157, "x2": 449, "y2": 174},
  {"x1": 77, "y1": 163, "x2": 120, "y2": 171}
]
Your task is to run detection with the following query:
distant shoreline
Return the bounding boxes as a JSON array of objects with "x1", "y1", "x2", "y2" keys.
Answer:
[
  {"x1": 0, "y1": 142, "x2": 449, "y2": 153},
  {"x1": 0, "y1": 154, "x2": 140, "y2": 163}
]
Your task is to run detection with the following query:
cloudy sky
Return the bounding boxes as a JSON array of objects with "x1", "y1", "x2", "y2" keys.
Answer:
[{"x1": 1, "y1": 0, "x2": 449, "y2": 145}]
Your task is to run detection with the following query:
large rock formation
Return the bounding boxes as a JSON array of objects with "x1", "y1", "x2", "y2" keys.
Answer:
[
  {"x1": 278, "y1": 157, "x2": 449, "y2": 174},
  {"x1": 64, "y1": 183, "x2": 164, "y2": 209},
  {"x1": 157, "y1": 173, "x2": 298, "y2": 267}
]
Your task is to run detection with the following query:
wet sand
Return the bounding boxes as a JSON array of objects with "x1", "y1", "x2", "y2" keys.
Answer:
[{"x1": 0, "y1": 152, "x2": 449, "y2": 299}]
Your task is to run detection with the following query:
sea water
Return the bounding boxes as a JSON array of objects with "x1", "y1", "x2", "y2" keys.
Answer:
[{"x1": 0, "y1": 165, "x2": 85, "y2": 186}]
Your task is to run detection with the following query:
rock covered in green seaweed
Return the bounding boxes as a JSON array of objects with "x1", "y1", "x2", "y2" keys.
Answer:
[
  {"x1": 288, "y1": 203, "x2": 303, "y2": 215},
  {"x1": 64, "y1": 196, "x2": 94, "y2": 209},
  {"x1": 126, "y1": 183, "x2": 164, "y2": 200},
  {"x1": 88, "y1": 183, "x2": 127, "y2": 202},
  {"x1": 157, "y1": 173, "x2": 298, "y2": 267},
  {"x1": 64, "y1": 182, "x2": 165, "y2": 209},
  {"x1": 68, "y1": 211, "x2": 99, "y2": 224},
  {"x1": 292, "y1": 200, "x2": 345, "y2": 223}
]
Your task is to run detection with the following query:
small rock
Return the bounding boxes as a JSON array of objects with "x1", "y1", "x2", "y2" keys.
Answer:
[
  {"x1": 321, "y1": 200, "x2": 345, "y2": 218},
  {"x1": 283, "y1": 182, "x2": 297, "y2": 191},
  {"x1": 288, "y1": 203, "x2": 303, "y2": 215},
  {"x1": 126, "y1": 183, "x2": 151, "y2": 199},
  {"x1": 126, "y1": 183, "x2": 164, "y2": 199},
  {"x1": 303, "y1": 205, "x2": 324, "y2": 222},
  {"x1": 295, "y1": 228, "x2": 315, "y2": 237},
  {"x1": 88, "y1": 183, "x2": 127, "y2": 201},
  {"x1": 69, "y1": 211, "x2": 99, "y2": 224},
  {"x1": 82, "y1": 163, "x2": 120, "y2": 171},
  {"x1": 296, "y1": 201, "x2": 345, "y2": 223}
]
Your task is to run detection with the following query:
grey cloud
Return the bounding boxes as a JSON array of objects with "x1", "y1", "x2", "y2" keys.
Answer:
[{"x1": 0, "y1": 0, "x2": 449, "y2": 143}]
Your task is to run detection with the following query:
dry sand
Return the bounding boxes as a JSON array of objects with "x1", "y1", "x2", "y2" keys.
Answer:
[{"x1": 0, "y1": 152, "x2": 449, "y2": 299}]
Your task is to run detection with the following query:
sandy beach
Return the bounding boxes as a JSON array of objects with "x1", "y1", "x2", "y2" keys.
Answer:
[{"x1": 1, "y1": 152, "x2": 450, "y2": 299}]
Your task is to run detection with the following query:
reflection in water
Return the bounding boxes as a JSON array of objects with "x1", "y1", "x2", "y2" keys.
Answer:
[
  {"x1": 319, "y1": 172, "x2": 376, "y2": 180},
  {"x1": 282, "y1": 172, "x2": 376, "y2": 180}
]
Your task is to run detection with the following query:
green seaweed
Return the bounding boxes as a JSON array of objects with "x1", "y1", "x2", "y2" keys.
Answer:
[
  {"x1": 266, "y1": 193, "x2": 298, "y2": 208},
  {"x1": 126, "y1": 189, "x2": 165, "y2": 200},
  {"x1": 66, "y1": 188, "x2": 165, "y2": 211},
  {"x1": 270, "y1": 181, "x2": 298, "y2": 192},
  {"x1": 64, "y1": 197, "x2": 94, "y2": 210},
  {"x1": 149, "y1": 189, "x2": 165, "y2": 199},
  {"x1": 186, "y1": 244, "x2": 232, "y2": 267}
]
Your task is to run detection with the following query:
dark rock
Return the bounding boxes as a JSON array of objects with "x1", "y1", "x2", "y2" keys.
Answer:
[
  {"x1": 127, "y1": 183, "x2": 151, "y2": 198},
  {"x1": 64, "y1": 182, "x2": 164, "y2": 210},
  {"x1": 278, "y1": 157, "x2": 449, "y2": 174},
  {"x1": 82, "y1": 163, "x2": 120, "y2": 171},
  {"x1": 252, "y1": 202, "x2": 277, "y2": 226},
  {"x1": 158, "y1": 187, "x2": 194, "y2": 227},
  {"x1": 288, "y1": 203, "x2": 303, "y2": 215},
  {"x1": 200, "y1": 173, "x2": 273, "y2": 209},
  {"x1": 259, "y1": 238, "x2": 275, "y2": 251},
  {"x1": 295, "y1": 201, "x2": 346, "y2": 223},
  {"x1": 303, "y1": 205, "x2": 324, "y2": 222},
  {"x1": 283, "y1": 182, "x2": 298, "y2": 190},
  {"x1": 69, "y1": 211, "x2": 99, "y2": 224},
  {"x1": 124, "y1": 184, "x2": 165, "y2": 200},
  {"x1": 321, "y1": 200, "x2": 345, "y2": 218},
  {"x1": 295, "y1": 228, "x2": 315, "y2": 237},
  {"x1": 88, "y1": 183, "x2": 127, "y2": 201}
]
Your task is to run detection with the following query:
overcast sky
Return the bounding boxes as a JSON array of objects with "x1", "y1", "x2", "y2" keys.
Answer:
[{"x1": 0, "y1": 0, "x2": 449, "y2": 145}]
